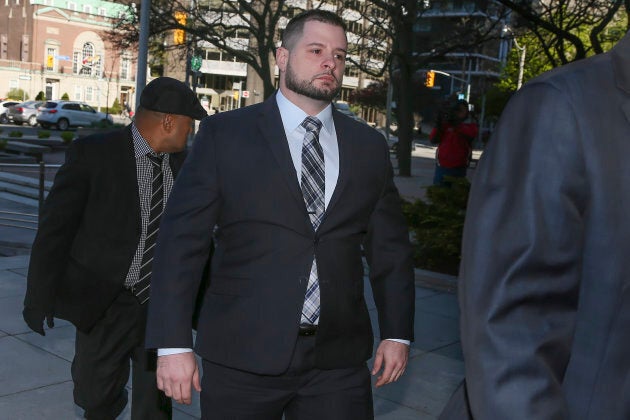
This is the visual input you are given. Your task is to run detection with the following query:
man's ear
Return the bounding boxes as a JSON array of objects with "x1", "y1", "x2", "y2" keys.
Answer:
[
  {"x1": 276, "y1": 47, "x2": 288, "y2": 72},
  {"x1": 161, "y1": 114, "x2": 173, "y2": 132}
]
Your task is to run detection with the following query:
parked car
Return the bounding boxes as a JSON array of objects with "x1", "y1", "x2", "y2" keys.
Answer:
[
  {"x1": 37, "y1": 100, "x2": 114, "y2": 130},
  {"x1": 333, "y1": 101, "x2": 366, "y2": 123},
  {"x1": 375, "y1": 127, "x2": 400, "y2": 153},
  {"x1": 7, "y1": 100, "x2": 44, "y2": 126},
  {"x1": 0, "y1": 100, "x2": 20, "y2": 124}
]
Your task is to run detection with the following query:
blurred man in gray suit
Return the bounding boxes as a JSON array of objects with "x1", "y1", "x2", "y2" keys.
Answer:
[{"x1": 442, "y1": 31, "x2": 630, "y2": 419}]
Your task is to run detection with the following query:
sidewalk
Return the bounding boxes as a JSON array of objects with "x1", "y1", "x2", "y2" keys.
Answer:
[{"x1": 0, "y1": 152, "x2": 467, "y2": 419}]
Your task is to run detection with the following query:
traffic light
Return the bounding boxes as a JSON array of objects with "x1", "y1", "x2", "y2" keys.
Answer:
[
  {"x1": 425, "y1": 71, "x2": 435, "y2": 88},
  {"x1": 233, "y1": 90, "x2": 239, "y2": 100},
  {"x1": 174, "y1": 11, "x2": 186, "y2": 45},
  {"x1": 46, "y1": 55, "x2": 54, "y2": 69}
]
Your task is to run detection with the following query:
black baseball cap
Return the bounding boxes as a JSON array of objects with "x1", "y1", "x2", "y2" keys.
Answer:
[{"x1": 140, "y1": 77, "x2": 207, "y2": 120}]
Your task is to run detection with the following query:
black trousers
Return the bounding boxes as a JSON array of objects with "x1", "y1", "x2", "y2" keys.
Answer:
[
  {"x1": 200, "y1": 335, "x2": 374, "y2": 420},
  {"x1": 71, "y1": 290, "x2": 172, "y2": 420}
]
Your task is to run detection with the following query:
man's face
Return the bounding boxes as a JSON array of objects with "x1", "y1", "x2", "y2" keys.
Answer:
[{"x1": 281, "y1": 20, "x2": 347, "y2": 102}]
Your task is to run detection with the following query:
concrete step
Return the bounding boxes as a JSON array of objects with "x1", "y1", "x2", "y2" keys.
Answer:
[
  {"x1": 0, "y1": 191, "x2": 40, "y2": 208},
  {"x1": 0, "y1": 180, "x2": 47, "y2": 200},
  {"x1": 0, "y1": 171, "x2": 53, "y2": 191}
]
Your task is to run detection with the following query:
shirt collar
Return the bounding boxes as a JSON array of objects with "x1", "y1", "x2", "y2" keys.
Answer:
[{"x1": 275, "y1": 89, "x2": 334, "y2": 134}]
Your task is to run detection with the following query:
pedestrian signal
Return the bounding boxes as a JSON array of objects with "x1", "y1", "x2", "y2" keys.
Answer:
[{"x1": 425, "y1": 71, "x2": 435, "y2": 88}]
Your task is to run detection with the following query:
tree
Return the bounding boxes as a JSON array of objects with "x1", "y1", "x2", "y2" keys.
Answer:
[
  {"x1": 498, "y1": 0, "x2": 628, "y2": 66},
  {"x1": 106, "y1": 0, "x2": 288, "y2": 99},
  {"x1": 345, "y1": 1, "x2": 509, "y2": 176}
]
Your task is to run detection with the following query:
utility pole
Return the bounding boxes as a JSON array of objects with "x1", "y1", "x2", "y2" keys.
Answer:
[{"x1": 136, "y1": 0, "x2": 151, "y2": 104}]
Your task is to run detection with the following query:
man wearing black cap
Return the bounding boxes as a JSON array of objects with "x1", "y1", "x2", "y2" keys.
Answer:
[{"x1": 22, "y1": 77, "x2": 206, "y2": 419}]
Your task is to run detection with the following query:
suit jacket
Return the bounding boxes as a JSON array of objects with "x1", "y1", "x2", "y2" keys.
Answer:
[
  {"x1": 445, "y1": 31, "x2": 630, "y2": 419},
  {"x1": 145, "y1": 94, "x2": 415, "y2": 375},
  {"x1": 24, "y1": 126, "x2": 186, "y2": 333}
]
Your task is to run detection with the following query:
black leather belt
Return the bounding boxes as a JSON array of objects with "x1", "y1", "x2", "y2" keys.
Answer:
[{"x1": 298, "y1": 323, "x2": 318, "y2": 336}]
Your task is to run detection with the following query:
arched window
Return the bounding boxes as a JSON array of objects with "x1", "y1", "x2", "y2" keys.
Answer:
[{"x1": 80, "y1": 42, "x2": 94, "y2": 75}]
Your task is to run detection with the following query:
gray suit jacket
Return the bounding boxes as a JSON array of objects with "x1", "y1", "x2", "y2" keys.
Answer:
[{"x1": 446, "y1": 31, "x2": 630, "y2": 419}]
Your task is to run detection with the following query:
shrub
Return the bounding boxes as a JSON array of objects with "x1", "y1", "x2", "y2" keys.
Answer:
[
  {"x1": 38, "y1": 130, "x2": 51, "y2": 138},
  {"x1": 35, "y1": 91, "x2": 46, "y2": 101},
  {"x1": 7, "y1": 88, "x2": 28, "y2": 101},
  {"x1": 110, "y1": 98, "x2": 122, "y2": 115},
  {"x1": 0, "y1": 139, "x2": 6, "y2": 150},
  {"x1": 402, "y1": 176, "x2": 470, "y2": 275},
  {"x1": 61, "y1": 92, "x2": 70, "y2": 100},
  {"x1": 60, "y1": 131, "x2": 75, "y2": 144},
  {"x1": 8, "y1": 131, "x2": 23, "y2": 138}
]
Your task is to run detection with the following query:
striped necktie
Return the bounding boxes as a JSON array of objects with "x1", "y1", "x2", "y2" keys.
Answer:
[{"x1": 133, "y1": 154, "x2": 164, "y2": 304}]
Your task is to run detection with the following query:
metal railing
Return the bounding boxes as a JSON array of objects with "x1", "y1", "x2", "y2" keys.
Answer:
[{"x1": 0, "y1": 162, "x2": 62, "y2": 230}]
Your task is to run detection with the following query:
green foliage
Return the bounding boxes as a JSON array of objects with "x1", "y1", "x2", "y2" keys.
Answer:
[
  {"x1": 35, "y1": 91, "x2": 46, "y2": 101},
  {"x1": 402, "y1": 177, "x2": 470, "y2": 275},
  {"x1": 38, "y1": 130, "x2": 51, "y2": 138},
  {"x1": 110, "y1": 98, "x2": 122, "y2": 115},
  {"x1": 349, "y1": 80, "x2": 388, "y2": 111},
  {"x1": 8, "y1": 131, "x2": 23, "y2": 138},
  {"x1": 0, "y1": 139, "x2": 6, "y2": 150},
  {"x1": 6, "y1": 88, "x2": 28, "y2": 101},
  {"x1": 60, "y1": 131, "x2": 75, "y2": 144},
  {"x1": 61, "y1": 92, "x2": 70, "y2": 100}
]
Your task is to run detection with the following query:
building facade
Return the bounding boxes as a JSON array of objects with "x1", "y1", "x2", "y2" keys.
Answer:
[{"x1": 0, "y1": 0, "x2": 136, "y2": 111}]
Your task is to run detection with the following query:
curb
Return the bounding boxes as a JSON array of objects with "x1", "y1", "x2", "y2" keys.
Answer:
[{"x1": 414, "y1": 268, "x2": 458, "y2": 293}]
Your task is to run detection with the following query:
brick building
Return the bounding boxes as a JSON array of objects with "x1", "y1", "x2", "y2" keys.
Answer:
[{"x1": 0, "y1": 0, "x2": 137, "y2": 111}]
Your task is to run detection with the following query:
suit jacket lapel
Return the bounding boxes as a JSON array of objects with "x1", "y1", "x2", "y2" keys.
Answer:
[
  {"x1": 322, "y1": 110, "x2": 351, "y2": 222},
  {"x1": 257, "y1": 95, "x2": 311, "y2": 219},
  {"x1": 118, "y1": 127, "x2": 141, "y2": 233}
]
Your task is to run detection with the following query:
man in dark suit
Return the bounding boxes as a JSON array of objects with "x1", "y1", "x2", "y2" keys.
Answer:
[
  {"x1": 441, "y1": 31, "x2": 630, "y2": 419},
  {"x1": 23, "y1": 77, "x2": 206, "y2": 419},
  {"x1": 145, "y1": 9, "x2": 415, "y2": 420}
]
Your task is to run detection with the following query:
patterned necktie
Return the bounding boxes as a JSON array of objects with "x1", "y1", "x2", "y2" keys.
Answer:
[
  {"x1": 300, "y1": 116, "x2": 324, "y2": 325},
  {"x1": 134, "y1": 154, "x2": 164, "y2": 304}
]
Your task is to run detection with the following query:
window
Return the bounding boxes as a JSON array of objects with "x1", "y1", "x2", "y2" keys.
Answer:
[
  {"x1": 74, "y1": 85, "x2": 82, "y2": 100},
  {"x1": 46, "y1": 47, "x2": 56, "y2": 71},
  {"x1": 83, "y1": 5, "x2": 92, "y2": 14},
  {"x1": 67, "y1": 1, "x2": 76, "y2": 11},
  {"x1": 98, "y1": 8, "x2": 106, "y2": 16},
  {"x1": 75, "y1": 42, "x2": 101, "y2": 77},
  {"x1": 120, "y1": 57, "x2": 130, "y2": 79},
  {"x1": 85, "y1": 86, "x2": 93, "y2": 101}
]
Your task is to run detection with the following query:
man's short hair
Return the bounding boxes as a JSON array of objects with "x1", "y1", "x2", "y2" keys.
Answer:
[{"x1": 281, "y1": 9, "x2": 347, "y2": 50}]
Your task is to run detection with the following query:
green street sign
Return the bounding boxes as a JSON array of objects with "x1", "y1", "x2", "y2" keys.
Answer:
[{"x1": 191, "y1": 55, "x2": 202, "y2": 72}]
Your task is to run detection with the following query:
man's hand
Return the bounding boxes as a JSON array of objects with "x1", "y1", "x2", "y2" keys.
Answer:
[
  {"x1": 371, "y1": 340, "x2": 409, "y2": 388},
  {"x1": 22, "y1": 307, "x2": 54, "y2": 336},
  {"x1": 156, "y1": 352, "x2": 201, "y2": 405}
]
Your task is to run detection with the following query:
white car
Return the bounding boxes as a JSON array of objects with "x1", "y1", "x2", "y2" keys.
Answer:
[
  {"x1": 37, "y1": 100, "x2": 113, "y2": 130},
  {"x1": 0, "y1": 100, "x2": 20, "y2": 124}
]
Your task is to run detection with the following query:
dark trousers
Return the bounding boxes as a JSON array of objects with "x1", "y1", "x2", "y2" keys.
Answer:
[
  {"x1": 200, "y1": 335, "x2": 374, "y2": 420},
  {"x1": 433, "y1": 165, "x2": 467, "y2": 186},
  {"x1": 71, "y1": 290, "x2": 172, "y2": 420}
]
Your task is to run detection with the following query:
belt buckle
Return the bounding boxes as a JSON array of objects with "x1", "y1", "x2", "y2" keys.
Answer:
[{"x1": 299, "y1": 323, "x2": 318, "y2": 336}]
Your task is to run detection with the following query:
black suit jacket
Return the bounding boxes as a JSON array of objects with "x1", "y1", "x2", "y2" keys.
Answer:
[
  {"x1": 145, "y1": 94, "x2": 415, "y2": 375},
  {"x1": 24, "y1": 126, "x2": 186, "y2": 333},
  {"x1": 443, "y1": 31, "x2": 630, "y2": 419}
]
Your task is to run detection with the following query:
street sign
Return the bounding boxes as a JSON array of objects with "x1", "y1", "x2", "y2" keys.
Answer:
[
  {"x1": 191, "y1": 55, "x2": 202, "y2": 72},
  {"x1": 19, "y1": 75, "x2": 31, "y2": 80},
  {"x1": 242, "y1": 90, "x2": 250, "y2": 98}
]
